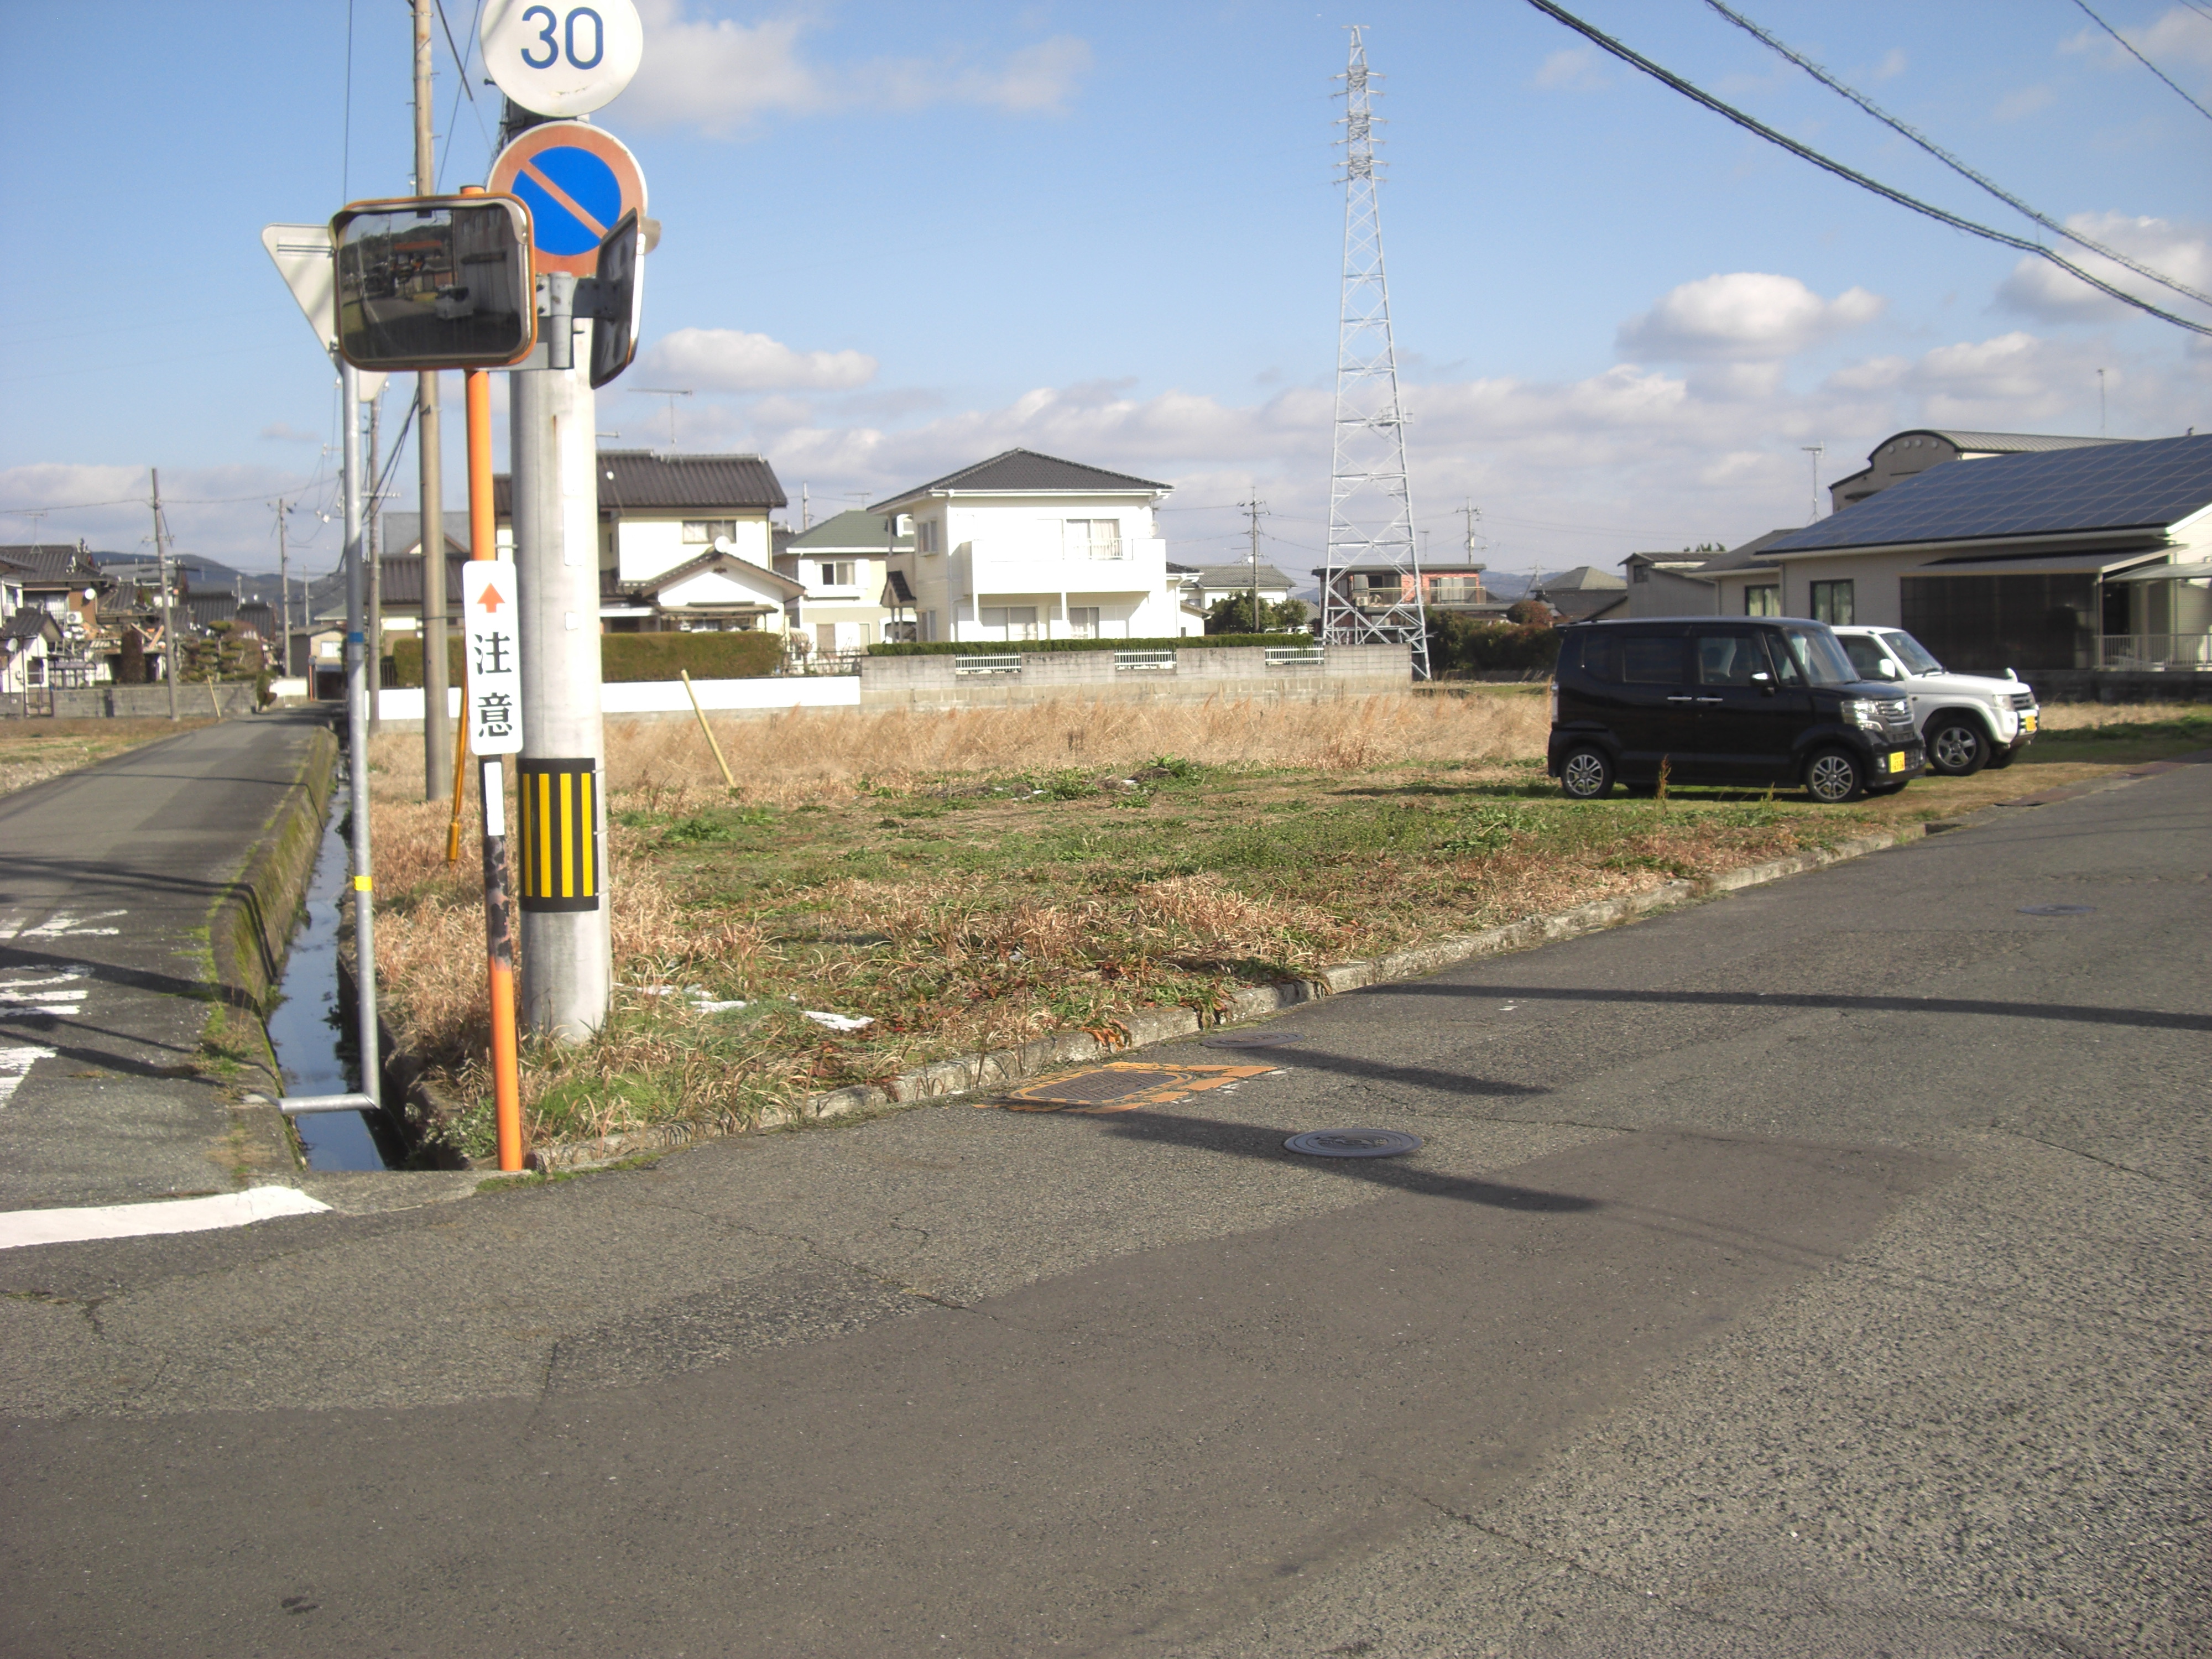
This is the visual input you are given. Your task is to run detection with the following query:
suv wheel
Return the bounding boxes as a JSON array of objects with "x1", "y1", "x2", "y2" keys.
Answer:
[
  {"x1": 1805, "y1": 747, "x2": 1865, "y2": 804},
  {"x1": 1926, "y1": 716, "x2": 1989, "y2": 777},
  {"x1": 1559, "y1": 745, "x2": 1614, "y2": 800}
]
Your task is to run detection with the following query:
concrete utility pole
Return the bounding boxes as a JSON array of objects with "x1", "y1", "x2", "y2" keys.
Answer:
[
  {"x1": 1241, "y1": 491, "x2": 1265, "y2": 632},
  {"x1": 366, "y1": 389, "x2": 384, "y2": 734},
  {"x1": 510, "y1": 205, "x2": 612, "y2": 1042},
  {"x1": 341, "y1": 363, "x2": 380, "y2": 1104},
  {"x1": 273, "y1": 499, "x2": 291, "y2": 675},
  {"x1": 416, "y1": 0, "x2": 451, "y2": 803},
  {"x1": 150, "y1": 469, "x2": 178, "y2": 719}
]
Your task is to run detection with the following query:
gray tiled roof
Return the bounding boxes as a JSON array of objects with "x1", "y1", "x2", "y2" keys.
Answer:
[
  {"x1": 786, "y1": 508, "x2": 911, "y2": 552},
  {"x1": 0, "y1": 545, "x2": 101, "y2": 584},
  {"x1": 1177, "y1": 562, "x2": 1296, "y2": 590},
  {"x1": 1767, "y1": 430, "x2": 2212, "y2": 554},
  {"x1": 2, "y1": 608, "x2": 58, "y2": 644},
  {"x1": 870, "y1": 448, "x2": 1170, "y2": 512},
  {"x1": 493, "y1": 451, "x2": 787, "y2": 516},
  {"x1": 380, "y1": 511, "x2": 471, "y2": 557}
]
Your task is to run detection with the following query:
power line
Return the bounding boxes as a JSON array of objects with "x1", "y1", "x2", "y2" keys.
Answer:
[
  {"x1": 2070, "y1": 0, "x2": 2212, "y2": 124},
  {"x1": 1520, "y1": 0, "x2": 2212, "y2": 338},
  {"x1": 1705, "y1": 0, "x2": 2212, "y2": 310}
]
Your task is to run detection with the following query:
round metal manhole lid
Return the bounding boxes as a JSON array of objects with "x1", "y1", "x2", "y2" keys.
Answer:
[
  {"x1": 1285, "y1": 1128, "x2": 1423, "y2": 1159},
  {"x1": 1201, "y1": 1030, "x2": 1306, "y2": 1049},
  {"x1": 2018, "y1": 903, "x2": 2096, "y2": 916}
]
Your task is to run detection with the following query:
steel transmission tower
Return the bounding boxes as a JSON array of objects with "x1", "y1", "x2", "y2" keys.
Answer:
[{"x1": 1322, "y1": 27, "x2": 1429, "y2": 678}]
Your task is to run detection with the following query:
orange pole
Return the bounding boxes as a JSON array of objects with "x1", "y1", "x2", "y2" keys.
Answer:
[{"x1": 458, "y1": 186, "x2": 524, "y2": 1171}]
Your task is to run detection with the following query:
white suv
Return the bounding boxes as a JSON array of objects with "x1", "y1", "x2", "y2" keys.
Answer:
[{"x1": 1832, "y1": 627, "x2": 2039, "y2": 776}]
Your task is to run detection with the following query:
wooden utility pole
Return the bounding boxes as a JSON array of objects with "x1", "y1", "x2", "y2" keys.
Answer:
[
  {"x1": 273, "y1": 498, "x2": 291, "y2": 676},
  {"x1": 415, "y1": 0, "x2": 451, "y2": 801}
]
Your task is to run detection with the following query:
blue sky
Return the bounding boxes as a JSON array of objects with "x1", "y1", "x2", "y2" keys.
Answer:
[{"x1": 3, "y1": 1, "x2": 2209, "y2": 586}]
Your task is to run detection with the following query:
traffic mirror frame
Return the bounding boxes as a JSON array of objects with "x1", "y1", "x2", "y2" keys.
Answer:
[{"x1": 330, "y1": 194, "x2": 538, "y2": 372}]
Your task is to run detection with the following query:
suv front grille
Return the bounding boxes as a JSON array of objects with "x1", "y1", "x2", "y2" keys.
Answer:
[{"x1": 2010, "y1": 691, "x2": 2036, "y2": 710}]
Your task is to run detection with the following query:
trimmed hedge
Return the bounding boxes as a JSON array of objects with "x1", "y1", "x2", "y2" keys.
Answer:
[
  {"x1": 390, "y1": 629, "x2": 782, "y2": 686},
  {"x1": 1426, "y1": 616, "x2": 1562, "y2": 675},
  {"x1": 867, "y1": 634, "x2": 1307, "y2": 658}
]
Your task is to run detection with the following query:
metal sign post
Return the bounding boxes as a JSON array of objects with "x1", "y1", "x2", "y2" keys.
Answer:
[
  {"x1": 461, "y1": 558, "x2": 526, "y2": 1167},
  {"x1": 340, "y1": 362, "x2": 380, "y2": 1107}
]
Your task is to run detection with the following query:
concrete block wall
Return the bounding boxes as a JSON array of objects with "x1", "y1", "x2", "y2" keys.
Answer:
[
  {"x1": 1, "y1": 682, "x2": 262, "y2": 719},
  {"x1": 855, "y1": 643, "x2": 1411, "y2": 710}
]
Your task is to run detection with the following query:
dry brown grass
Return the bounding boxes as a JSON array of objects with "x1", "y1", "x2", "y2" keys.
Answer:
[{"x1": 2037, "y1": 700, "x2": 2205, "y2": 731}]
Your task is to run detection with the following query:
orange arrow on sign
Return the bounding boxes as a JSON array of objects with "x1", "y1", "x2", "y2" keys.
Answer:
[{"x1": 477, "y1": 583, "x2": 507, "y2": 614}]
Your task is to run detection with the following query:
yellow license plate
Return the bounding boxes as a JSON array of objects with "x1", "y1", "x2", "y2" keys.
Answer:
[
  {"x1": 2021, "y1": 713, "x2": 2038, "y2": 733},
  {"x1": 1887, "y1": 750, "x2": 1907, "y2": 774}
]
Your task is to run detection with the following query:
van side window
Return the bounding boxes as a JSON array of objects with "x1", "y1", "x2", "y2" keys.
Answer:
[
  {"x1": 1578, "y1": 633, "x2": 1619, "y2": 682},
  {"x1": 1621, "y1": 637, "x2": 1683, "y2": 684},
  {"x1": 1691, "y1": 632, "x2": 1760, "y2": 687}
]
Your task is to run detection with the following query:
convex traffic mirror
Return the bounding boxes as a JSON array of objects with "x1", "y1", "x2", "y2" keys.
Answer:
[{"x1": 331, "y1": 195, "x2": 536, "y2": 371}]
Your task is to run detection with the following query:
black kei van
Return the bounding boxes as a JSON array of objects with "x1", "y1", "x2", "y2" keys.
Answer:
[{"x1": 1546, "y1": 617, "x2": 1925, "y2": 803}]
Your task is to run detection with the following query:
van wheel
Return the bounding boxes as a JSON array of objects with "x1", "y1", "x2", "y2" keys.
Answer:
[
  {"x1": 1926, "y1": 717, "x2": 1989, "y2": 776},
  {"x1": 1559, "y1": 745, "x2": 1614, "y2": 800},
  {"x1": 1805, "y1": 747, "x2": 1865, "y2": 804}
]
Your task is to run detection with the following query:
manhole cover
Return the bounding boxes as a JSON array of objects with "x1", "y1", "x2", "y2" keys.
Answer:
[
  {"x1": 1200, "y1": 1030, "x2": 1306, "y2": 1049},
  {"x1": 998, "y1": 1062, "x2": 1274, "y2": 1113},
  {"x1": 2018, "y1": 904, "x2": 2096, "y2": 916},
  {"x1": 1285, "y1": 1128, "x2": 1423, "y2": 1159}
]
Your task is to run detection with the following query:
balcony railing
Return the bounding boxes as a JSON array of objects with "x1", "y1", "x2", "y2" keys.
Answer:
[{"x1": 2099, "y1": 633, "x2": 2212, "y2": 670}]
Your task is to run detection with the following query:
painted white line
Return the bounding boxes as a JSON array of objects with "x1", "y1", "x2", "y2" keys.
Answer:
[
  {"x1": 0, "y1": 910, "x2": 128, "y2": 942},
  {"x1": 0, "y1": 991, "x2": 87, "y2": 1005},
  {"x1": 0, "y1": 1044, "x2": 59, "y2": 1108},
  {"x1": 0, "y1": 969, "x2": 90, "y2": 988},
  {"x1": 0, "y1": 1187, "x2": 332, "y2": 1251}
]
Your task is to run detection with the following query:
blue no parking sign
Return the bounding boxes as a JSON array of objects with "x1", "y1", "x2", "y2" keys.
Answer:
[{"x1": 488, "y1": 122, "x2": 646, "y2": 278}]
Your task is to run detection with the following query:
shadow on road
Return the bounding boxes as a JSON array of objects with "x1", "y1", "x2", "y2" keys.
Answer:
[{"x1": 1363, "y1": 981, "x2": 2212, "y2": 1034}]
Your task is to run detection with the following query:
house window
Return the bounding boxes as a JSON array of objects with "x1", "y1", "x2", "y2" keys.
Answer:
[
  {"x1": 1809, "y1": 580, "x2": 1854, "y2": 625},
  {"x1": 1067, "y1": 606, "x2": 1101, "y2": 638},
  {"x1": 682, "y1": 520, "x2": 739, "y2": 545},
  {"x1": 816, "y1": 561, "x2": 857, "y2": 589},
  {"x1": 980, "y1": 605, "x2": 1039, "y2": 640},
  {"x1": 1063, "y1": 519, "x2": 1122, "y2": 560},
  {"x1": 916, "y1": 520, "x2": 941, "y2": 554},
  {"x1": 1745, "y1": 585, "x2": 1780, "y2": 617},
  {"x1": 1431, "y1": 577, "x2": 1485, "y2": 604}
]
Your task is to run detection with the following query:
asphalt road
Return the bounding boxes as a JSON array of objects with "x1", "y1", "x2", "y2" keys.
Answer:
[
  {"x1": 0, "y1": 714, "x2": 328, "y2": 1208},
  {"x1": 2, "y1": 759, "x2": 2205, "y2": 1657}
]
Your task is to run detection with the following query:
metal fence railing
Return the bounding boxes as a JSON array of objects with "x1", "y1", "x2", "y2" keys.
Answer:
[
  {"x1": 950, "y1": 654, "x2": 1024, "y2": 676},
  {"x1": 1265, "y1": 646, "x2": 1326, "y2": 669},
  {"x1": 1113, "y1": 650, "x2": 1176, "y2": 672},
  {"x1": 2099, "y1": 633, "x2": 2212, "y2": 670}
]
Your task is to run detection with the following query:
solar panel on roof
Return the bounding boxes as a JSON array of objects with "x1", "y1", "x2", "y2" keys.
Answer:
[{"x1": 1765, "y1": 432, "x2": 2212, "y2": 553}]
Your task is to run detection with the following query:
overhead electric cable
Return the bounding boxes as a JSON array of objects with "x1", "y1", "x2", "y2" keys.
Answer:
[
  {"x1": 1519, "y1": 0, "x2": 2212, "y2": 338},
  {"x1": 1705, "y1": 0, "x2": 2212, "y2": 310},
  {"x1": 2070, "y1": 0, "x2": 2212, "y2": 124}
]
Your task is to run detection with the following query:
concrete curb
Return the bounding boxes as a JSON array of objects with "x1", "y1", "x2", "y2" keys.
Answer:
[{"x1": 525, "y1": 820, "x2": 1933, "y2": 1175}]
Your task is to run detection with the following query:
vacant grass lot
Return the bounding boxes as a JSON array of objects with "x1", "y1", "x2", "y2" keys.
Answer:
[
  {"x1": 362, "y1": 692, "x2": 2210, "y2": 1159},
  {"x1": 0, "y1": 717, "x2": 217, "y2": 797}
]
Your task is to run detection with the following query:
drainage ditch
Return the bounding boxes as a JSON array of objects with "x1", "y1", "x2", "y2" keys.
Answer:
[{"x1": 266, "y1": 792, "x2": 401, "y2": 1171}]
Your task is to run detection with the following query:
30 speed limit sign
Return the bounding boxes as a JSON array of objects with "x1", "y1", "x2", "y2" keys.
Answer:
[{"x1": 481, "y1": 0, "x2": 644, "y2": 118}]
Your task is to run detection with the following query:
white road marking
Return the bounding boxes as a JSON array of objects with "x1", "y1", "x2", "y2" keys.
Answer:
[
  {"x1": 0, "y1": 910, "x2": 127, "y2": 942},
  {"x1": 0, "y1": 1187, "x2": 332, "y2": 1250},
  {"x1": 0, "y1": 1044, "x2": 59, "y2": 1108},
  {"x1": 0, "y1": 990, "x2": 86, "y2": 1005}
]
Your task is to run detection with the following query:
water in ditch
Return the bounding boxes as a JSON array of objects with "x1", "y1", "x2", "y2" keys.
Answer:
[{"x1": 265, "y1": 794, "x2": 399, "y2": 1171}]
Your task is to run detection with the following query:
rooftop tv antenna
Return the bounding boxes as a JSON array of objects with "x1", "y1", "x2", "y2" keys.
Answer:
[
  {"x1": 1320, "y1": 25, "x2": 1429, "y2": 678},
  {"x1": 632, "y1": 387, "x2": 693, "y2": 451}
]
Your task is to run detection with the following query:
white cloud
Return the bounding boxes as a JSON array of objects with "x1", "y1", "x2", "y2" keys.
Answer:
[
  {"x1": 1533, "y1": 47, "x2": 1606, "y2": 91},
  {"x1": 616, "y1": 3, "x2": 1091, "y2": 137},
  {"x1": 1870, "y1": 48, "x2": 1907, "y2": 81},
  {"x1": 1997, "y1": 212, "x2": 2212, "y2": 324},
  {"x1": 640, "y1": 327, "x2": 879, "y2": 392},
  {"x1": 259, "y1": 421, "x2": 319, "y2": 443},
  {"x1": 1992, "y1": 85, "x2": 2056, "y2": 122},
  {"x1": 2064, "y1": 6, "x2": 2212, "y2": 72},
  {"x1": 1616, "y1": 273, "x2": 1885, "y2": 361}
]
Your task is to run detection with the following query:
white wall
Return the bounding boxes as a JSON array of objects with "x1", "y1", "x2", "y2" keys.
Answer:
[
  {"x1": 615, "y1": 515, "x2": 773, "y2": 583},
  {"x1": 377, "y1": 676, "x2": 859, "y2": 722}
]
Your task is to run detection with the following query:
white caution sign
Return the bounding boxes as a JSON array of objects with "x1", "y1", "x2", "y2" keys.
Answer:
[{"x1": 462, "y1": 562, "x2": 525, "y2": 756}]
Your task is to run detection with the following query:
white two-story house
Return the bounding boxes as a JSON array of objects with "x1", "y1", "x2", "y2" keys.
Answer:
[
  {"x1": 495, "y1": 451, "x2": 804, "y2": 634},
  {"x1": 868, "y1": 449, "x2": 1187, "y2": 643},
  {"x1": 774, "y1": 508, "x2": 913, "y2": 655}
]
